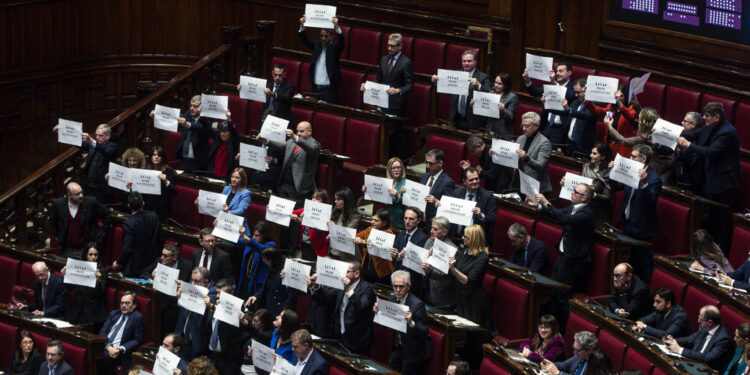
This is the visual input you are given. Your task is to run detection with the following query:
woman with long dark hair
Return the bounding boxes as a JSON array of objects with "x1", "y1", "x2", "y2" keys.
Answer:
[
  {"x1": 7, "y1": 331, "x2": 43, "y2": 375},
  {"x1": 518, "y1": 315, "x2": 565, "y2": 363},
  {"x1": 328, "y1": 187, "x2": 361, "y2": 261},
  {"x1": 145, "y1": 145, "x2": 178, "y2": 223},
  {"x1": 725, "y1": 323, "x2": 750, "y2": 375},
  {"x1": 62, "y1": 243, "x2": 108, "y2": 332},
  {"x1": 355, "y1": 209, "x2": 395, "y2": 285},
  {"x1": 475, "y1": 73, "x2": 519, "y2": 139},
  {"x1": 270, "y1": 309, "x2": 300, "y2": 365},
  {"x1": 244, "y1": 247, "x2": 296, "y2": 317},
  {"x1": 561, "y1": 142, "x2": 612, "y2": 227},
  {"x1": 689, "y1": 229, "x2": 734, "y2": 274}
]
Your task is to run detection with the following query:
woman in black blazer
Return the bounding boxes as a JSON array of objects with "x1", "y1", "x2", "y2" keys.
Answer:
[
  {"x1": 63, "y1": 243, "x2": 108, "y2": 333},
  {"x1": 145, "y1": 145, "x2": 178, "y2": 223}
]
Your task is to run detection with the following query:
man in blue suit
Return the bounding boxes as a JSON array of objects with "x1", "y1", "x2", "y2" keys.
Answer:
[
  {"x1": 507, "y1": 223, "x2": 551, "y2": 276},
  {"x1": 289, "y1": 329, "x2": 328, "y2": 375},
  {"x1": 114, "y1": 192, "x2": 165, "y2": 277},
  {"x1": 392, "y1": 207, "x2": 430, "y2": 298},
  {"x1": 523, "y1": 62, "x2": 577, "y2": 104},
  {"x1": 664, "y1": 305, "x2": 733, "y2": 372},
  {"x1": 442, "y1": 167, "x2": 496, "y2": 247},
  {"x1": 420, "y1": 149, "x2": 456, "y2": 229},
  {"x1": 610, "y1": 144, "x2": 662, "y2": 284},
  {"x1": 634, "y1": 288, "x2": 691, "y2": 338},
  {"x1": 175, "y1": 267, "x2": 216, "y2": 361},
  {"x1": 562, "y1": 79, "x2": 597, "y2": 157},
  {"x1": 541, "y1": 331, "x2": 597, "y2": 375},
  {"x1": 39, "y1": 340, "x2": 75, "y2": 375},
  {"x1": 97, "y1": 291, "x2": 146, "y2": 372},
  {"x1": 21, "y1": 261, "x2": 67, "y2": 318},
  {"x1": 175, "y1": 95, "x2": 212, "y2": 172}
]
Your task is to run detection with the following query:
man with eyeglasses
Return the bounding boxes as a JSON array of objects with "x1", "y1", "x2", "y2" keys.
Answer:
[
  {"x1": 460, "y1": 135, "x2": 512, "y2": 194},
  {"x1": 173, "y1": 95, "x2": 213, "y2": 173},
  {"x1": 143, "y1": 243, "x2": 192, "y2": 337},
  {"x1": 97, "y1": 291, "x2": 146, "y2": 372},
  {"x1": 664, "y1": 305, "x2": 732, "y2": 371},
  {"x1": 507, "y1": 222, "x2": 551, "y2": 275},
  {"x1": 436, "y1": 167, "x2": 496, "y2": 246},
  {"x1": 523, "y1": 61, "x2": 577, "y2": 103},
  {"x1": 633, "y1": 288, "x2": 691, "y2": 339},
  {"x1": 39, "y1": 340, "x2": 74, "y2": 375},
  {"x1": 561, "y1": 78, "x2": 597, "y2": 157},
  {"x1": 238, "y1": 63, "x2": 294, "y2": 124},
  {"x1": 191, "y1": 228, "x2": 233, "y2": 284},
  {"x1": 541, "y1": 331, "x2": 597, "y2": 375},
  {"x1": 361, "y1": 33, "x2": 413, "y2": 116},
  {"x1": 174, "y1": 267, "x2": 217, "y2": 361},
  {"x1": 508, "y1": 111, "x2": 552, "y2": 194},
  {"x1": 431, "y1": 50, "x2": 491, "y2": 130},
  {"x1": 12, "y1": 261, "x2": 67, "y2": 318},
  {"x1": 420, "y1": 149, "x2": 456, "y2": 229},
  {"x1": 608, "y1": 262, "x2": 651, "y2": 321},
  {"x1": 422, "y1": 217, "x2": 458, "y2": 307},
  {"x1": 298, "y1": 15, "x2": 345, "y2": 103}
]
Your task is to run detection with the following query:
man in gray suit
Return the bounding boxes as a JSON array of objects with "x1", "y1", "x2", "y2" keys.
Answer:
[
  {"x1": 510, "y1": 111, "x2": 552, "y2": 194},
  {"x1": 265, "y1": 121, "x2": 321, "y2": 201}
]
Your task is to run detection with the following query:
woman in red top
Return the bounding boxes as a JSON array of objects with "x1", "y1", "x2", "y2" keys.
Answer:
[
  {"x1": 584, "y1": 85, "x2": 640, "y2": 158},
  {"x1": 291, "y1": 188, "x2": 330, "y2": 261}
]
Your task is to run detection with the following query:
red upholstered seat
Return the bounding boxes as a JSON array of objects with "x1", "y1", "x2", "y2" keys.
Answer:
[
  {"x1": 338, "y1": 70, "x2": 365, "y2": 109},
  {"x1": 597, "y1": 330, "x2": 626, "y2": 372},
  {"x1": 547, "y1": 164, "x2": 578, "y2": 208},
  {"x1": 338, "y1": 26, "x2": 351, "y2": 60},
  {"x1": 271, "y1": 57, "x2": 302, "y2": 90},
  {"x1": 248, "y1": 101, "x2": 264, "y2": 133},
  {"x1": 329, "y1": 367, "x2": 348, "y2": 375},
  {"x1": 105, "y1": 226, "x2": 124, "y2": 267},
  {"x1": 348, "y1": 28, "x2": 382, "y2": 65},
  {"x1": 623, "y1": 348, "x2": 654, "y2": 375},
  {"x1": 426, "y1": 135, "x2": 465, "y2": 182},
  {"x1": 437, "y1": 93, "x2": 452, "y2": 123},
  {"x1": 0, "y1": 322, "x2": 18, "y2": 369},
  {"x1": 652, "y1": 369, "x2": 667, "y2": 375},
  {"x1": 19, "y1": 262, "x2": 35, "y2": 288},
  {"x1": 180, "y1": 244, "x2": 199, "y2": 261},
  {"x1": 228, "y1": 94, "x2": 251, "y2": 135},
  {"x1": 582, "y1": 244, "x2": 612, "y2": 298},
  {"x1": 0, "y1": 255, "x2": 19, "y2": 302},
  {"x1": 664, "y1": 86, "x2": 700, "y2": 124},
  {"x1": 165, "y1": 131, "x2": 182, "y2": 169},
  {"x1": 720, "y1": 305, "x2": 748, "y2": 340},
  {"x1": 493, "y1": 278, "x2": 530, "y2": 341},
  {"x1": 735, "y1": 103, "x2": 750, "y2": 150},
  {"x1": 61, "y1": 341, "x2": 86, "y2": 375},
  {"x1": 106, "y1": 287, "x2": 118, "y2": 312},
  {"x1": 564, "y1": 312, "x2": 599, "y2": 357},
  {"x1": 650, "y1": 268, "x2": 687, "y2": 305},
  {"x1": 729, "y1": 224, "x2": 750, "y2": 269},
  {"x1": 639, "y1": 81, "x2": 666, "y2": 114},
  {"x1": 412, "y1": 38, "x2": 446, "y2": 75},
  {"x1": 480, "y1": 357, "x2": 511, "y2": 375},
  {"x1": 533, "y1": 222, "x2": 562, "y2": 265},
  {"x1": 382, "y1": 33, "x2": 413, "y2": 58},
  {"x1": 30, "y1": 333, "x2": 50, "y2": 355},
  {"x1": 296, "y1": 294, "x2": 310, "y2": 324},
  {"x1": 483, "y1": 273, "x2": 498, "y2": 303},
  {"x1": 445, "y1": 44, "x2": 478, "y2": 70},
  {"x1": 291, "y1": 107, "x2": 313, "y2": 127},
  {"x1": 427, "y1": 328, "x2": 446, "y2": 375},
  {"x1": 246, "y1": 202, "x2": 267, "y2": 229},
  {"x1": 736, "y1": 161, "x2": 750, "y2": 212},
  {"x1": 493, "y1": 209, "x2": 534, "y2": 259},
  {"x1": 370, "y1": 323, "x2": 393, "y2": 364},
  {"x1": 314, "y1": 113, "x2": 347, "y2": 154},
  {"x1": 653, "y1": 198, "x2": 690, "y2": 256},
  {"x1": 701, "y1": 94, "x2": 735, "y2": 122},
  {"x1": 570, "y1": 66, "x2": 596, "y2": 82},
  {"x1": 683, "y1": 286, "x2": 720, "y2": 331},
  {"x1": 315, "y1": 163, "x2": 328, "y2": 192},
  {"x1": 515, "y1": 103, "x2": 542, "y2": 138},
  {"x1": 174, "y1": 185, "x2": 200, "y2": 231},
  {"x1": 406, "y1": 83, "x2": 432, "y2": 129},
  {"x1": 299, "y1": 62, "x2": 312, "y2": 96},
  {"x1": 596, "y1": 71, "x2": 630, "y2": 89},
  {"x1": 340, "y1": 119, "x2": 381, "y2": 198}
]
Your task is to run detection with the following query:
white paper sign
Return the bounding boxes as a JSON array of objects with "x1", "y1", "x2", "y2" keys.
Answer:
[
  {"x1": 363, "y1": 81, "x2": 390, "y2": 109},
  {"x1": 402, "y1": 179, "x2": 429, "y2": 212},
  {"x1": 525, "y1": 53, "x2": 553, "y2": 82},
  {"x1": 585, "y1": 75, "x2": 619, "y2": 104},
  {"x1": 154, "y1": 104, "x2": 181, "y2": 133},
  {"x1": 519, "y1": 171, "x2": 541, "y2": 203},
  {"x1": 213, "y1": 211, "x2": 244, "y2": 243},
  {"x1": 260, "y1": 115, "x2": 289, "y2": 145},
  {"x1": 153, "y1": 346, "x2": 182, "y2": 375},
  {"x1": 315, "y1": 256, "x2": 348, "y2": 290},
  {"x1": 301, "y1": 199, "x2": 332, "y2": 232},
  {"x1": 559, "y1": 172, "x2": 594, "y2": 201},
  {"x1": 403, "y1": 242, "x2": 429, "y2": 276},
  {"x1": 272, "y1": 355, "x2": 296, "y2": 375},
  {"x1": 652, "y1": 118, "x2": 683, "y2": 150},
  {"x1": 374, "y1": 297, "x2": 408, "y2": 333},
  {"x1": 328, "y1": 223, "x2": 357, "y2": 255},
  {"x1": 543, "y1": 85, "x2": 566, "y2": 111},
  {"x1": 63, "y1": 258, "x2": 97, "y2": 288},
  {"x1": 436, "y1": 69, "x2": 470, "y2": 96},
  {"x1": 130, "y1": 169, "x2": 162, "y2": 195},
  {"x1": 436, "y1": 195, "x2": 476, "y2": 227},
  {"x1": 427, "y1": 239, "x2": 458, "y2": 274},
  {"x1": 200, "y1": 94, "x2": 228, "y2": 120},
  {"x1": 282, "y1": 258, "x2": 312, "y2": 293},
  {"x1": 610, "y1": 153, "x2": 644, "y2": 190},
  {"x1": 364, "y1": 175, "x2": 394, "y2": 205},
  {"x1": 239, "y1": 142, "x2": 268, "y2": 172},
  {"x1": 153, "y1": 263, "x2": 180, "y2": 296},
  {"x1": 198, "y1": 189, "x2": 226, "y2": 217},
  {"x1": 251, "y1": 339, "x2": 276, "y2": 372},
  {"x1": 367, "y1": 228, "x2": 396, "y2": 260},
  {"x1": 57, "y1": 119, "x2": 82, "y2": 147},
  {"x1": 472, "y1": 91, "x2": 501, "y2": 119},
  {"x1": 628, "y1": 72, "x2": 651, "y2": 102},
  {"x1": 108, "y1": 162, "x2": 131, "y2": 192},
  {"x1": 491, "y1": 139, "x2": 520, "y2": 168},
  {"x1": 178, "y1": 282, "x2": 208, "y2": 315},
  {"x1": 215, "y1": 292, "x2": 243, "y2": 327},
  {"x1": 265, "y1": 195, "x2": 296, "y2": 227},
  {"x1": 304, "y1": 4, "x2": 337, "y2": 29},
  {"x1": 239, "y1": 76, "x2": 267, "y2": 103}
]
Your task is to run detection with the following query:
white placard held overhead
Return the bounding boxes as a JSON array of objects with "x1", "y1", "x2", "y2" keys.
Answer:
[
  {"x1": 251, "y1": 340, "x2": 276, "y2": 372},
  {"x1": 403, "y1": 242, "x2": 429, "y2": 276},
  {"x1": 436, "y1": 195, "x2": 476, "y2": 227},
  {"x1": 328, "y1": 223, "x2": 357, "y2": 255},
  {"x1": 239, "y1": 143, "x2": 268, "y2": 172},
  {"x1": 178, "y1": 282, "x2": 209, "y2": 315},
  {"x1": 559, "y1": 172, "x2": 594, "y2": 201},
  {"x1": 272, "y1": 355, "x2": 296, "y2": 375},
  {"x1": 200, "y1": 94, "x2": 228, "y2": 120},
  {"x1": 197, "y1": 189, "x2": 226, "y2": 217},
  {"x1": 282, "y1": 258, "x2": 312, "y2": 293},
  {"x1": 265, "y1": 195, "x2": 296, "y2": 227},
  {"x1": 213, "y1": 211, "x2": 244, "y2": 243},
  {"x1": 301, "y1": 199, "x2": 332, "y2": 232},
  {"x1": 610, "y1": 154, "x2": 644, "y2": 190},
  {"x1": 402, "y1": 179, "x2": 429, "y2": 212},
  {"x1": 374, "y1": 297, "x2": 408, "y2": 333},
  {"x1": 652, "y1": 118, "x2": 683, "y2": 150},
  {"x1": 426, "y1": 238, "x2": 458, "y2": 274},
  {"x1": 490, "y1": 139, "x2": 520, "y2": 168},
  {"x1": 260, "y1": 115, "x2": 289, "y2": 144},
  {"x1": 363, "y1": 81, "x2": 390, "y2": 109},
  {"x1": 543, "y1": 85, "x2": 567, "y2": 111},
  {"x1": 525, "y1": 53, "x2": 554, "y2": 82},
  {"x1": 304, "y1": 4, "x2": 337, "y2": 29},
  {"x1": 214, "y1": 292, "x2": 244, "y2": 327},
  {"x1": 367, "y1": 228, "x2": 396, "y2": 260},
  {"x1": 364, "y1": 175, "x2": 394, "y2": 205},
  {"x1": 472, "y1": 91, "x2": 501, "y2": 119},
  {"x1": 130, "y1": 169, "x2": 162, "y2": 195},
  {"x1": 57, "y1": 118, "x2": 82, "y2": 147},
  {"x1": 153, "y1": 263, "x2": 180, "y2": 296},
  {"x1": 107, "y1": 162, "x2": 131, "y2": 192},
  {"x1": 519, "y1": 171, "x2": 541, "y2": 203},
  {"x1": 63, "y1": 258, "x2": 97, "y2": 288},
  {"x1": 153, "y1": 104, "x2": 181, "y2": 133},
  {"x1": 153, "y1": 346, "x2": 182, "y2": 375},
  {"x1": 584, "y1": 75, "x2": 619, "y2": 104},
  {"x1": 239, "y1": 76, "x2": 267, "y2": 103},
  {"x1": 628, "y1": 72, "x2": 651, "y2": 102},
  {"x1": 436, "y1": 69, "x2": 470, "y2": 96},
  {"x1": 315, "y1": 256, "x2": 349, "y2": 290}
]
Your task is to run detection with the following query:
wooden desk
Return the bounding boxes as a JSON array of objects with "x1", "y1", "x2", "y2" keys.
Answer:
[
  {"x1": 481, "y1": 343, "x2": 541, "y2": 375},
  {"x1": 133, "y1": 346, "x2": 157, "y2": 371},
  {"x1": 315, "y1": 340, "x2": 400, "y2": 375}
]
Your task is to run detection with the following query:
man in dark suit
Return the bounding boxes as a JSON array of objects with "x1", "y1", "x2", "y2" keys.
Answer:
[
  {"x1": 97, "y1": 291, "x2": 146, "y2": 372},
  {"x1": 49, "y1": 181, "x2": 110, "y2": 259},
  {"x1": 175, "y1": 267, "x2": 216, "y2": 361},
  {"x1": 290, "y1": 329, "x2": 328, "y2": 375},
  {"x1": 420, "y1": 149, "x2": 456, "y2": 228},
  {"x1": 563, "y1": 79, "x2": 597, "y2": 157},
  {"x1": 665, "y1": 305, "x2": 733, "y2": 372},
  {"x1": 392, "y1": 207, "x2": 430, "y2": 298},
  {"x1": 161, "y1": 333, "x2": 190, "y2": 374},
  {"x1": 265, "y1": 121, "x2": 321, "y2": 201},
  {"x1": 206, "y1": 279, "x2": 244, "y2": 375},
  {"x1": 634, "y1": 288, "x2": 692, "y2": 338},
  {"x1": 507, "y1": 223, "x2": 551, "y2": 276},
  {"x1": 310, "y1": 261, "x2": 375, "y2": 355},
  {"x1": 114, "y1": 192, "x2": 165, "y2": 277},
  {"x1": 298, "y1": 15, "x2": 345, "y2": 103},
  {"x1": 259, "y1": 63, "x2": 295, "y2": 122},
  {"x1": 540, "y1": 104, "x2": 571, "y2": 150},
  {"x1": 175, "y1": 95, "x2": 213, "y2": 172},
  {"x1": 431, "y1": 50, "x2": 491, "y2": 130},
  {"x1": 360, "y1": 33, "x2": 414, "y2": 116},
  {"x1": 523, "y1": 61, "x2": 577, "y2": 103},
  {"x1": 19, "y1": 261, "x2": 67, "y2": 318},
  {"x1": 72, "y1": 123, "x2": 119, "y2": 203},
  {"x1": 610, "y1": 144, "x2": 662, "y2": 285},
  {"x1": 541, "y1": 331, "x2": 597, "y2": 375},
  {"x1": 609, "y1": 263, "x2": 651, "y2": 321},
  {"x1": 191, "y1": 228, "x2": 233, "y2": 284},
  {"x1": 143, "y1": 243, "x2": 192, "y2": 337},
  {"x1": 460, "y1": 135, "x2": 512, "y2": 193},
  {"x1": 39, "y1": 340, "x2": 75, "y2": 375},
  {"x1": 443, "y1": 167, "x2": 496, "y2": 246},
  {"x1": 422, "y1": 217, "x2": 458, "y2": 307},
  {"x1": 673, "y1": 112, "x2": 704, "y2": 194}
]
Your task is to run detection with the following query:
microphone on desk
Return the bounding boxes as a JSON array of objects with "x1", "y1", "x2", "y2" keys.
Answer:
[
  {"x1": 167, "y1": 218, "x2": 199, "y2": 233},
  {"x1": 603, "y1": 223, "x2": 621, "y2": 234}
]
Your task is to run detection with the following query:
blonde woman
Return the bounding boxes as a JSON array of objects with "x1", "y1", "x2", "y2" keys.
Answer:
[
  {"x1": 363, "y1": 157, "x2": 406, "y2": 229},
  {"x1": 448, "y1": 224, "x2": 494, "y2": 331}
]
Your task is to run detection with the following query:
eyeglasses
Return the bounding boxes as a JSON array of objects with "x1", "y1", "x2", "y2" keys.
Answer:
[
  {"x1": 392, "y1": 284, "x2": 408, "y2": 290},
  {"x1": 425, "y1": 160, "x2": 439, "y2": 166},
  {"x1": 572, "y1": 190, "x2": 585, "y2": 196}
]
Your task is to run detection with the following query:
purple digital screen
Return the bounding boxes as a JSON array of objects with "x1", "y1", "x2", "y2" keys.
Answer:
[
  {"x1": 706, "y1": 0, "x2": 742, "y2": 13},
  {"x1": 663, "y1": 10, "x2": 701, "y2": 25},
  {"x1": 705, "y1": 8, "x2": 742, "y2": 29},
  {"x1": 666, "y1": 1, "x2": 698, "y2": 15},
  {"x1": 622, "y1": 0, "x2": 658, "y2": 14}
]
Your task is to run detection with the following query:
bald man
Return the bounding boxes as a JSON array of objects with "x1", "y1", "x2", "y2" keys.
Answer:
[
  {"x1": 609, "y1": 263, "x2": 651, "y2": 321},
  {"x1": 664, "y1": 305, "x2": 732, "y2": 371},
  {"x1": 49, "y1": 181, "x2": 111, "y2": 258},
  {"x1": 263, "y1": 121, "x2": 321, "y2": 200},
  {"x1": 14, "y1": 262, "x2": 67, "y2": 317}
]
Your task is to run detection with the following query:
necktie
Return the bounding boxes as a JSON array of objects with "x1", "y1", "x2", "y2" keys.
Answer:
[
  {"x1": 108, "y1": 315, "x2": 126, "y2": 343},
  {"x1": 573, "y1": 360, "x2": 587, "y2": 375},
  {"x1": 699, "y1": 332, "x2": 713, "y2": 353},
  {"x1": 468, "y1": 194, "x2": 474, "y2": 201},
  {"x1": 405, "y1": 233, "x2": 411, "y2": 245},
  {"x1": 293, "y1": 145, "x2": 301, "y2": 155},
  {"x1": 458, "y1": 95, "x2": 467, "y2": 117},
  {"x1": 183, "y1": 312, "x2": 192, "y2": 339},
  {"x1": 50, "y1": 367, "x2": 56, "y2": 375},
  {"x1": 624, "y1": 189, "x2": 635, "y2": 220},
  {"x1": 210, "y1": 319, "x2": 220, "y2": 350},
  {"x1": 387, "y1": 56, "x2": 395, "y2": 76},
  {"x1": 340, "y1": 293, "x2": 349, "y2": 334},
  {"x1": 41, "y1": 284, "x2": 47, "y2": 311},
  {"x1": 568, "y1": 104, "x2": 583, "y2": 141},
  {"x1": 428, "y1": 176, "x2": 435, "y2": 188},
  {"x1": 202, "y1": 253, "x2": 209, "y2": 268},
  {"x1": 269, "y1": 85, "x2": 278, "y2": 111},
  {"x1": 548, "y1": 112, "x2": 557, "y2": 127}
]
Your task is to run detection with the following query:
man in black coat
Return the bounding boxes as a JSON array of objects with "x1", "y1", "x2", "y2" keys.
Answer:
[
  {"x1": 49, "y1": 181, "x2": 110, "y2": 259},
  {"x1": 441, "y1": 167, "x2": 496, "y2": 247},
  {"x1": 206, "y1": 280, "x2": 244, "y2": 375},
  {"x1": 290, "y1": 329, "x2": 329, "y2": 375},
  {"x1": 39, "y1": 340, "x2": 75, "y2": 375},
  {"x1": 175, "y1": 95, "x2": 213, "y2": 172},
  {"x1": 263, "y1": 63, "x2": 296, "y2": 122},
  {"x1": 360, "y1": 33, "x2": 414, "y2": 116},
  {"x1": 522, "y1": 61, "x2": 577, "y2": 103},
  {"x1": 298, "y1": 15, "x2": 345, "y2": 103},
  {"x1": 562, "y1": 79, "x2": 597, "y2": 157},
  {"x1": 507, "y1": 223, "x2": 551, "y2": 276},
  {"x1": 114, "y1": 192, "x2": 165, "y2": 277},
  {"x1": 98, "y1": 291, "x2": 146, "y2": 372},
  {"x1": 420, "y1": 149, "x2": 456, "y2": 228},
  {"x1": 431, "y1": 50, "x2": 491, "y2": 130},
  {"x1": 461, "y1": 135, "x2": 512, "y2": 193},
  {"x1": 392, "y1": 207, "x2": 430, "y2": 298},
  {"x1": 18, "y1": 261, "x2": 67, "y2": 318},
  {"x1": 59, "y1": 123, "x2": 118, "y2": 203},
  {"x1": 634, "y1": 288, "x2": 692, "y2": 339},
  {"x1": 191, "y1": 228, "x2": 234, "y2": 284},
  {"x1": 609, "y1": 263, "x2": 651, "y2": 321},
  {"x1": 664, "y1": 305, "x2": 733, "y2": 372},
  {"x1": 142, "y1": 243, "x2": 192, "y2": 338}
]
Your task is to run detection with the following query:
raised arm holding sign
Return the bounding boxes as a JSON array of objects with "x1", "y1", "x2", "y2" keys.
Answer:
[
  {"x1": 426, "y1": 239, "x2": 458, "y2": 274},
  {"x1": 363, "y1": 81, "x2": 390, "y2": 109},
  {"x1": 265, "y1": 195, "x2": 296, "y2": 227},
  {"x1": 328, "y1": 223, "x2": 357, "y2": 255},
  {"x1": 436, "y1": 69, "x2": 470, "y2": 95},
  {"x1": 281, "y1": 258, "x2": 312, "y2": 293},
  {"x1": 212, "y1": 211, "x2": 244, "y2": 243},
  {"x1": 303, "y1": 4, "x2": 336, "y2": 29},
  {"x1": 154, "y1": 104, "x2": 181, "y2": 132},
  {"x1": 239, "y1": 76, "x2": 267, "y2": 103},
  {"x1": 543, "y1": 85, "x2": 566, "y2": 111},
  {"x1": 559, "y1": 172, "x2": 594, "y2": 201},
  {"x1": 315, "y1": 256, "x2": 348, "y2": 290},
  {"x1": 259, "y1": 115, "x2": 289, "y2": 144},
  {"x1": 472, "y1": 91, "x2": 501, "y2": 119},
  {"x1": 63, "y1": 258, "x2": 97, "y2": 288},
  {"x1": 301, "y1": 199, "x2": 332, "y2": 231},
  {"x1": 57, "y1": 118, "x2": 83, "y2": 147},
  {"x1": 364, "y1": 174, "x2": 394, "y2": 205},
  {"x1": 610, "y1": 153, "x2": 644, "y2": 190},
  {"x1": 584, "y1": 75, "x2": 619, "y2": 104},
  {"x1": 373, "y1": 297, "x2": 408, "y2": 333},
  {"x1": 200, "y1": 94, "x2": 228, "y2": 120},
  {"x1": 367, "y1": 228, "x2": 396, "y2": 260},
  {"x1": 490, "y1": 139, "x2": 520, "y2": 168},
  {"x1": 525, "y1": 53, "x2": 553, "y2": 82},
  {"x1": 435, "y1": 195, "x2": 476, "y2": 227},
  {"x1": 402, "y1": 180, "x2": 429, "y2": 212},
  {"x1": 153, "y1": 263, "x2": 180, "y2": 296},
  {"x1": 198, "y1": 189, "x2": 226, "y2": 217},
  {"x1": 238, "y1": 142, "x2": 268, "y2": 172},
  {"x1": 651, "y1": 118, "x2": 683, "y2": 150}
]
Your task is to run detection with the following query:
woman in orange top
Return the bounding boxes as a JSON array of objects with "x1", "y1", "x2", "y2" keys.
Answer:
[
  {"x1": 584, "y1": 85, "x2": 639, "y2": 158},
  {"x1": 354, "y1": 209, "x2": 394, "y2": 285}
]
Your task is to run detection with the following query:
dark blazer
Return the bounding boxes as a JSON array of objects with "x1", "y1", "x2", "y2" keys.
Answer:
[
  {"x1": 509, "y1": 236, "x2": 551, "y2": 276},
  {"x1": 389, "y1": 293, "x2": 430, "y2": 363},
  {"x1": 29, "y1": 273, "x2": 67, "y2": 318},
  {"x1": 204, "y1": 307, "x2": 244, "y2": 366},
  {"x1": 450, "y1": 186, "x2": 496, "y2": 246},
  {"x1": 476, "y1": 144, "x2": 512, "y2": 193},
  {"x1": 253, "y1": 270, "x2": 296, "y2": 317},
  {"x1": 38, "y1": 360, "x2": 74, "y2": 375},
  {"x1": 141, "y1": 257, "x2": 193, "y2": 282},
  {"x1": 191, "y1": 248, "x2": 233, "y2": 284},
  {"x1": 175, "y1": 285, "x2": 217, "y2": 361},
  {"x1": 118, "y1": 210, "x2": 166, "y2": 277},
  {"x1": 609, "y1": 274, "x2": 652, "y2": 320},
  {"x1": 305, "y1": 292, "x2": 336, "y2": 340},
  {"x1": 298, "y1": 29, "x2": 345, "y2": 89},
  {"x1": 8, "y1": 351, "x2": 43, "y2": 375},
  {"x1": 527, "y1": 80, "x2": 576, "y2": 103},
  {"x1": 540, "y1": 108, "x2": 571, "y2": 148},
  {"x1": 640, "y1": 304, "x2": 692, "y2": 338},
  {"x1": 375, "y1": 53, "x2": 414, "y2": 115},
  {"x1": 393, "y1": 228, "x2": 430, "y2": 298},
  {"x1": 540, "y1": 203, "x2": 595, "y2": 263},
  {"x1": 207, "y1": 123, "x2": 240, "y2": 180},
  {"x1": 99, "y1": 309, "x2": 146, "y2": 369},
  {"x1": 419, "y1": 171, "x2": 456, "y2": 226},
  {"x1": 727, "y1": 259, "x2": 750, "y2": 290},
  {"x1": 315, "y1": 280, "x2": 375, "y2": 354},
  {"x1": 565, "y1": 98, "x2": 597, "y2": 156},
  {"x1": 273, "y1": 136, "x2": 321, "y2": 197},
  {"x1": 175, "y1": 112, "x2": 212, "y2": 170},
  {"x1": 681, "y1": 119, "x2": 740, "y2": 197},
  {"x1": 553, "y1": 353, "x2": 585, "y2": 375},
  {"x1": 81, "y1": 139, "x2": 119, "y2": 188},
  {"x1": 49, "y1": 196, "x2": 110, "y2": 249},
  {"x1": 612, "y1": 167, "x2": 662, "y2": 239},
  {"x1": 262, "y1": 80, "x2": 295, "y2": 121},
  {"x1": 300, "y1": 349, "x2": 329, "y2": 375},
  {"x1": 676, "y1": 324, "x2": 733, "y2": 371},
  {"x1": 65, "y1": 267, "x2": 108, "y2": 325},
  {"x1": 447, "y1": 69, "x2": 492, "y2": 130}
]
